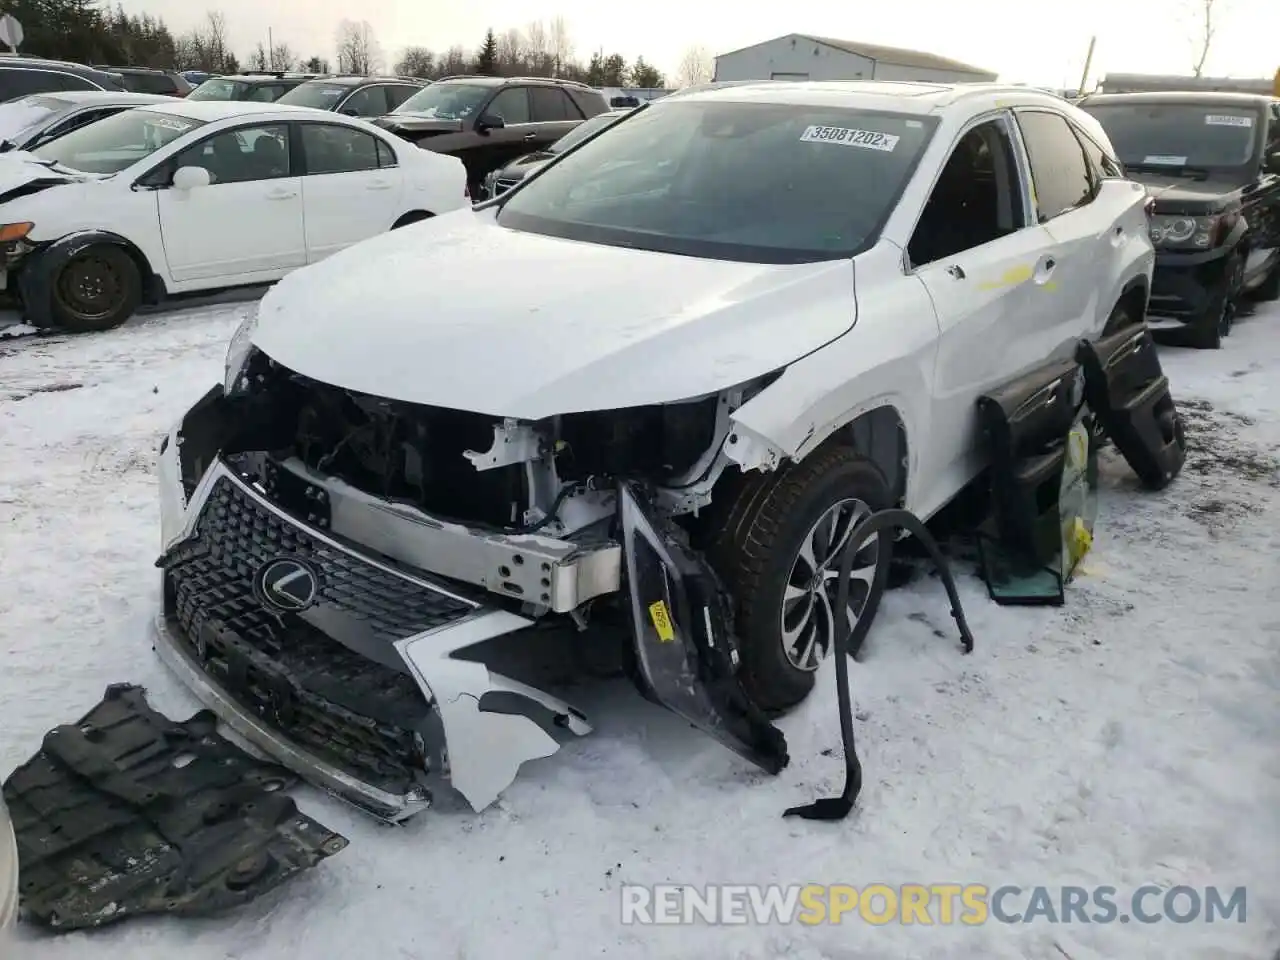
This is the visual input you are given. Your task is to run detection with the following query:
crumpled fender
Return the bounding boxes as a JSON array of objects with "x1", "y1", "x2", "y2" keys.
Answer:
[
  {"x1": 724, "y1": 243, "x2": 935, "y2": 489},
  {"x1": 18, "y1": 230, "x2": 154, "y2": 328}
]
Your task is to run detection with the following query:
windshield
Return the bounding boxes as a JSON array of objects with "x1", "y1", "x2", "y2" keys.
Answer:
[
  {"x1": 31, "y1": 109, "x2": 202, "y2": 174},
  {"x1": 393, "y1": 83, "x2": 489, "y2": 119},
  {"x1": 497, "y1": 101, "x2": 937, "y2": 264},
  {"x1": 187, "y1": 78, "x2": 247, "y2": 101},
  {"x1": 0, "y1": 95, "x2": 68, "y2": 145},
  {"x1": 1081, "y1": 103, "x2": 1260, "y2": 169},
  {"x1": 549, "y1": 112, "x2": 626, "y2": 154},
  {"x1": 277, "y1": 82, "x2": 348, "y2": 109}
]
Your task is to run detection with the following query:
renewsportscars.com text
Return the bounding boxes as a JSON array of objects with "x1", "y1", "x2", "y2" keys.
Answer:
[{"x1": 620, "y1": 884, "x2": 1247, "y2": 926}]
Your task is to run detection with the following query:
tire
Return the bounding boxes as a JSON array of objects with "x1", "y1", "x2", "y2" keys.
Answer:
[
  {"x1": 47, "y1": 244, "x2": 141, "y2": 333},
  {"x1": 392, "y1": 211, "x2": 433, "y2": 229},
  {"x1": 707, "y1": 446, "x2": 894, "y2": 714},
  {"x1": 1249, "y1": 257, "x2": 1280, "y2": 302},
  {"x1": 1185, "y1": 254, "x2": 1242, "y2": 350}
]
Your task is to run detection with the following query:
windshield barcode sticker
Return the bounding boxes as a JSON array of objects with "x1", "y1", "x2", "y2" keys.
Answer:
[
  {"x1": 1143, "y1": 155, "x2": 1188, "y2": 165},
  {"x1": 800, "y1": 125, "x2": 900, "y2": 152},
  {"x1": 1205, "y1": 114, "x2": 1253, "y2": 127}
]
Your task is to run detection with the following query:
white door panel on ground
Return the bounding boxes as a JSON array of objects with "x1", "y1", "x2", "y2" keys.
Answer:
[
  {"x1": 917, "y1": 225, "x2": 1064, "y2": 503},
  {"x1": 158, "y1": 178, "x2": 306, "y2": 282}
]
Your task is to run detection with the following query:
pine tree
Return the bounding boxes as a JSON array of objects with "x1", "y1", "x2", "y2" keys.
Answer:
[{"x1": 476, "y1": 28, "x2": 498, "y2": 76}]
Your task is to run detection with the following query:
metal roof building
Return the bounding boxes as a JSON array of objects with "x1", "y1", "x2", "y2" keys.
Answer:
[{"x1": 713, "y1": 34, "x2": 997, "y2": 84}]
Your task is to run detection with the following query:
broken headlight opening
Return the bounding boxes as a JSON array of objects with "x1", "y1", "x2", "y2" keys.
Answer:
[{"x1": 223, "y1": 313, "x2": 259, "y2": 394}]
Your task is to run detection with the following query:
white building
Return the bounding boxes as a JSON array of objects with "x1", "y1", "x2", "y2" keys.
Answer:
[{"x1": 713, "y1": 34, "x2": 997, "y2": 85}]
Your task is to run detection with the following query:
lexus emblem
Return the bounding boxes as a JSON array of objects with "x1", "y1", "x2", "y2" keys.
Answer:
[{"x1": 255, "y1": 558, "x2": 319, "y2": 612}]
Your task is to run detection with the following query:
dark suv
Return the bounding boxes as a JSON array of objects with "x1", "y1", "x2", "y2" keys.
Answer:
[
  {"x1": 372, "y1": 75, "x2": 609, "y2": 197},
  {"x1": 276, "y1": 76, "x2": 426, "y2": 117},
  {"x1": 0, "y1": 57, "x2": 124, "y2": 100},
  {"x1": 92, "y1": 66, "x2": 192, "y2": 96},
  {"x1": 1080, "y1": 92, "x2": 1280, "y2": 348},
  {"x1": 186, "y1": 72, "x2": 320, "y2": 103}
]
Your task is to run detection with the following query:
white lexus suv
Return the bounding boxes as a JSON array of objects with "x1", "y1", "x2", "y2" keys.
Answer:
[{"x1": 153, "y1": 81, "x2": 1155, "y2": 821}]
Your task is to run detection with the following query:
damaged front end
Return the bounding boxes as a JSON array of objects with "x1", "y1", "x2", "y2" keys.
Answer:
[{"x1": 154, "y1": 341, "x2": 786, "y2": 821}]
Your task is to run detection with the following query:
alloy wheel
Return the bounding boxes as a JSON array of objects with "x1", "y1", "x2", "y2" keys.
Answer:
[{"x1": 780, "y1": 497, "x2": 880, "y2": 672}]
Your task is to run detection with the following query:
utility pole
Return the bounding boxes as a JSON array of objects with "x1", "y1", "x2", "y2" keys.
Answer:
[
  {"x1": 268, "y1": 27, "x2": 274, "y2": 70},
  {"x1": 1077, "y1": 35, "x2": 1096, "y2": 95}
]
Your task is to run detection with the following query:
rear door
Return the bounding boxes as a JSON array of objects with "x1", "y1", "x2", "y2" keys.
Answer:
[
  {"x1": 156, "y1": 121, "x2": 305, "y2": 282},
  {"x1": 298, "y1": 121, "x2": 404, "y2": 261},
  {"x1": 336, "y1": 85, "x2": 388, "y2": 118},
  {"x1": 529, "y1": 86, "x2": 583, "y2": 146}
]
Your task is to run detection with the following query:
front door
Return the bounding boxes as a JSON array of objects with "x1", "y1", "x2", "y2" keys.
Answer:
[
  {"x1": 907, "y1": 115, "x2": 1064, "y2": 513},
  {"x1": 472, "y1": 86, "x2": 536, "y2": 180},
  {"x1": 157, "y1": 122, "x2": 305, "y2": 283},
  {"x1": 298, "y1": 122, "x2": 404, "y2": 261}
]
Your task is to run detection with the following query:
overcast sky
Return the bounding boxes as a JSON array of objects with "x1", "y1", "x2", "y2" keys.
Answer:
[{"x1": 113, "y1": 0, "x2": 1276, "y2": 86}]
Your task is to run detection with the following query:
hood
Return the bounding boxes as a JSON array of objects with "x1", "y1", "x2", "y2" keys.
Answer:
[
  {"x1": 1129, "y1": 172, "x2": 1242, "y2": 213},
  {"x1": 375, "y1": 114, "x2": 464, "y2": 135},
  {"x1": 0, "y1": 154, "x2": 92, "y2": 203},
  {"x1": 496, "y1": 151, "x2": 554, "y2": 180},
  {"x1": 252, "y1": 210, "x2": 856, "y2": 419}
]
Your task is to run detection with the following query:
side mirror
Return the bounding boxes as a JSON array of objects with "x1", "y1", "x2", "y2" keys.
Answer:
[
  {"x1": 476, "y1": 113, "x2": 505, "y2": 133},
  {"x1": 172, "y1": 165, "x2": 211, "y2": 190}
]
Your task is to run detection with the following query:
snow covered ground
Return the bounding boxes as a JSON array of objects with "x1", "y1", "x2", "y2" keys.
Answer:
[{"x1": 1, "y1": 299, "x2": 1278, "y2": 960}]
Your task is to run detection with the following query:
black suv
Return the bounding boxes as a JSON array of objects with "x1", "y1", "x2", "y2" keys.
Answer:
[
  {"x1": 0, "y1": 56, "x2": 124, "y2": 100},
  {"x1": 92, "y1": 66, "x2": 191, "y2": 96},
  {"x1": 186, "y1": 72, "x2": 321, "y2": 103},
  {"x1": 1080, "y1": 92, "x2": 1280, "y2": 349},
  {"x1": 276, "y1": 76, "x2": 426, "y2": 117},
  {"x1": 372, "y1": 75, "x2": 609, "y2": 196}
]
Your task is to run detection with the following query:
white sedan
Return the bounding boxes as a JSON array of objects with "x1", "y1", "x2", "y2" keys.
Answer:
[{"x1": 0, "y1": 100, "x2": 468, "y2": 331}]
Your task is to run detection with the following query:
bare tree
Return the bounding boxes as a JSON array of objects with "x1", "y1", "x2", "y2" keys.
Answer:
[
  {"x1": 249, "y1": 41, "x2": 268, "y2": 71},
  {"x1": 203, "y1": 11, "x2": 230, "y2": 72},
  {"x1": 497, "y1": 28, "x2": 523, "y2": 73},
  {"x1": 524, "y1": 20, "x2": 551, "y2": 75},
  {"x1": 175, "y1": 10, "x2": 234, "y2": 73},
  {"x1": 336, "y1": 19, "x2": 381, "y2": 74},
  {"x1": 439, "y1": 45, "x2": 470, "y2": 77},
  {"x1": 395, "y1": 46, "x2": 435, "y2": 78},
  {"x1": 548, "y1": 17, "x2": 573, "y2": 77},
  {"x1": 1189, "y1": 0, "x2": 1227, "y2": 77},
  {"x1": 271, "y1": 42, "x2": 297, "y2": 71},
  {"x1": 676, "y1": 44, "x2": 714, "y2": 87}
]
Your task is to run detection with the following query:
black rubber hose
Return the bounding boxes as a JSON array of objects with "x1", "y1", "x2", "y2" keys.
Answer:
[{"x1": 783, "y1": 507, "x2": 975, "y2": 821}]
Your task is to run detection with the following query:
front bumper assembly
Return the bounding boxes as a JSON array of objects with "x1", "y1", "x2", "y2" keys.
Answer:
[
  {"x1": 155, "y1": 451, "x2": 593, "y2": 821},
  {"x1": 155, "y1": 391, "x2": 787, "y2": 821}
]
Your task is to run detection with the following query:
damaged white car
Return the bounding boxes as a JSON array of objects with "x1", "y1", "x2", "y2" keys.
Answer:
[{"x1": 154, "y1": 81, "x2": 1155, "y2": 820}]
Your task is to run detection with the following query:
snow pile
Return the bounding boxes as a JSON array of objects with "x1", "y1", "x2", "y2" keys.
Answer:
[{"x1": 0, "y1": 299, "x2": 1276, "y2": 959}]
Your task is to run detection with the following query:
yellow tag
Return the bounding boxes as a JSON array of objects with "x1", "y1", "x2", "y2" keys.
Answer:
[
  {"x1": 1069, "y1": 517, "x2": 1093, "y2": 565},
  {"x1": 648, "y1": 600, "x2": 675, "y2": 643}
]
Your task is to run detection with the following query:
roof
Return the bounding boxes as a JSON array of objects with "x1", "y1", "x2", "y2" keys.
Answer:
[
  {"x1": 141, "y1": 100, "x2": 325, "y2": 122},
  {"x1": 291, "y1": 76, "x2": 426, "y2": 87},
  {"x1": 717, "y1": 34, "x2": 996, "y2": 78},
  {"x1": 0, "y1": 56, "x2": 115, "y2": 77},
  {"x1": 659, "y1": 79, "x2": 1067, "y2": 115},
  {"x1": 1080, "y1": 91, "x2": 1274, "y2": 107},
  {"x1": 46, "y1": 91, "x2": 172, "y2": 106}
]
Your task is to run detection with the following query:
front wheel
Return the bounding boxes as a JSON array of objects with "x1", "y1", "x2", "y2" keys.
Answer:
[
  {"x1": 1186, "y1": 255, "x2": 1243, "y2": 350},
  {"x1": 707, "y1": 446, "x2": 894, "y2": 713},
  {"x1": 47, "y1": 245, "x2": 141, "y2": 333}
]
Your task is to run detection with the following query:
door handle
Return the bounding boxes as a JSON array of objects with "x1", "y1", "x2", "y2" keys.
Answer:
[
  {"x1": 265, "y1": 188, "x2": 297, "y2": 200},
  {"x1": 523, "y1": 132, "x2": 537, "y2": 141},
  {"x1": 946, "y1": 264, "x2": 966, "y2": 280}
]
